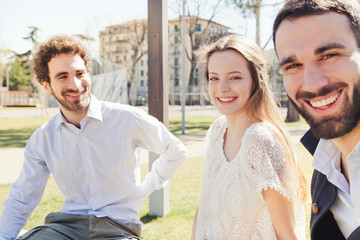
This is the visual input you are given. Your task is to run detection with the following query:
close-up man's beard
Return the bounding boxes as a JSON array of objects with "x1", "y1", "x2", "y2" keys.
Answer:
[
  {"x1": 291, "y1": 81, "x2": 360, "y2": 139},
  {"x1": 50, "y1": 85, "x2": 90, "y2": 113}
]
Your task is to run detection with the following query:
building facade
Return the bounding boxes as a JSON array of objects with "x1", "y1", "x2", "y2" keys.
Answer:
[{"x1": 99, "y1": 17, "x2": 229, "y2": 105}]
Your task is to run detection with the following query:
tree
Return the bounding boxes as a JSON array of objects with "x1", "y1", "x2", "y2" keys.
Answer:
[
  {"x1": 229, "y1": 0, "x2": 283, "y2": 47},
  {"x1": 170, "y1": 0, "x2": 228, "y2": 104},
  {"x1": 286, "y1": 100, "x2": 300, "y2": 122},
  {"x1": 125, "y1": 20, "x2": 148, "y2": 105},
  {"x1": 2, "y1": 58, "x2": 31, "y2": 90},
  {"x1": 99, "y1": 20, "x2": 147, "y2": 105}
]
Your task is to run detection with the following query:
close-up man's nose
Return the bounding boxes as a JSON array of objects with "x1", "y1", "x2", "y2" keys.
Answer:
[
  {"x1": 68, "y1": 75, "x2": 82, "y2": 90},
  {"x1": 302, "y1": 64, "x2": 329, "y2": 92}
]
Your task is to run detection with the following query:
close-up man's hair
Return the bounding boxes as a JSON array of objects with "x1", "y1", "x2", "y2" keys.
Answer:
[
  {"x1": 273, "y1": 0, "x2": 360, "y2": 48},
  {"x1": 32, "y1": 35, "x2": 91, "y2": 84}
]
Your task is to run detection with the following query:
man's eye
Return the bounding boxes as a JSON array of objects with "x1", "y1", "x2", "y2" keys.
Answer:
[
  {"x1": 285, "y1": 64, "x2": 300, "y2": 70},
  {"x1": 209, "y1": 77, "x2": 218, "y2": 81},
  {"x1": 230, "y1": 76, "x2": 241, "y2": 80},
  {"x1": 322, "y1": 54, "x2": 337, "y2": 60}
]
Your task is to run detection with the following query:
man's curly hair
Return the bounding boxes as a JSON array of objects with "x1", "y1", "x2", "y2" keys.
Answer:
[{"x1": 32, "y1": 35, "x2": 91, "y2": 84}]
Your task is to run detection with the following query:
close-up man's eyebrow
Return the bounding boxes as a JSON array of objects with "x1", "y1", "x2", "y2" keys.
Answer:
[
  {"x1": 279, "y1": 56, "x2": 297, "y2": 67},
  {"x1": 315, "y1": 42, "x2": 346, "y2": 55},
  {"x1": 54, "y1": 71, "x2": 68, "y2": 79}
]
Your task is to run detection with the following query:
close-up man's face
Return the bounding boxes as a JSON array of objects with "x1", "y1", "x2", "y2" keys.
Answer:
[
  {"x1": 275, "y1": 12, "x2": 360, "y2": 139},
  {"x1": 43, "y1": 53, "x2": 91, "y2": 114}
]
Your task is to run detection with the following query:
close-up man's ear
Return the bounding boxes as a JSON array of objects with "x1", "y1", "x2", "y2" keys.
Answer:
[{"x1": 41, "y1": 81, "x2": 51, "y2": 94}]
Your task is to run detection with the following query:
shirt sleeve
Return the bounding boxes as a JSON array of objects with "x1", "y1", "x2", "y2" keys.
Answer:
[
  {"x1": 131, "y1": 110, "x2": 187, "y2": 198},
  {"x1": 0, "y1": 134, "x2": 50, "y2": 240},
  {"x1": 243, "y1": 125, "x2": 297, "y2": 202}
]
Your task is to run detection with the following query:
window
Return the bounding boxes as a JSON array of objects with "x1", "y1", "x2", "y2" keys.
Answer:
[
  {"x1": 141, "y1": 80, "x2": 144, "y2": 87},
  {"x1": 174, "y1": 58, "x2": 179, "y2": 66},
  {"x1": 195, "y1": 24, "x2": 201, "y2": 32},
  {"x1": 140, "y1": 60, "x2": 144, "y2": 66},
  {"x1": 141, "y1": 70, "x2": 144, "y2": 76},
  {"x1": 174, "y1": 36, "x2": 179, "y2": 43},
  {"x1": 174, "y1": 25, "x2": 179, "y2": 32}
]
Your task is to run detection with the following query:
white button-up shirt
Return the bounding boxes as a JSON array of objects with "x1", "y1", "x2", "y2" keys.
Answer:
[
  {"x1": 313, "y1": 138, "x2": 360, "y2": 238},
  {"x1": 0, "y1": 96, "x2": 187, "y2": 239}
]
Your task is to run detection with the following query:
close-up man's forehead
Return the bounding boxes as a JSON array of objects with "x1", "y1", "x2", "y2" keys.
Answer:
[{"x1": 275, "y1": 12, "x2": 355, "y2": 56}]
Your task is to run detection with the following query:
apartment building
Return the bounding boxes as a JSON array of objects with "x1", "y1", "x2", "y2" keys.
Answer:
[{"x1": 99, "y1": 17, "x2": 229, "y2": 105}]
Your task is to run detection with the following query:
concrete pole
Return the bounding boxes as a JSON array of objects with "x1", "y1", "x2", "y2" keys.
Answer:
[
  {"x1": 6, "y1": 65, "x2": 10, "y2": 90},
  {"x1": 147, "y1": 0, "x2": 170, "y2": 217},
  {"x1": 181, "y1": 0, "x2": 186, "y2": 134}
]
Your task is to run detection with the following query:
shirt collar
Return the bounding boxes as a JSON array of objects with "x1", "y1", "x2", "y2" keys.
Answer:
[
  {"x1": 85, "y1": 95, "x2": 103, "y2": 122},
  {"x1": 313, "y1": 138, "x2": 349, "y2": 193},
  {"x1": 55, "y1": 95, "x2": 103, "y2": 131}
]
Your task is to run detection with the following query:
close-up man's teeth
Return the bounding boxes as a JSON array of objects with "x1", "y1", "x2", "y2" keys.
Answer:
[
  {"x1": 310, "y1": 92, "x2": 339, "y2": 108},
  {"x1": 219, "y1": 97, "x2": 235, "y2": 102}
]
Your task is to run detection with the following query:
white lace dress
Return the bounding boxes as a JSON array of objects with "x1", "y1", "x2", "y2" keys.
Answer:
[{"x1": 195, "y1": 117, "x2": 306, "y2": 240}]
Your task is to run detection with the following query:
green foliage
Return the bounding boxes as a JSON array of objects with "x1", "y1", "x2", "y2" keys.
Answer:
[{"x1": 3, "y1": 59, "x2": 31, "y2": 90}]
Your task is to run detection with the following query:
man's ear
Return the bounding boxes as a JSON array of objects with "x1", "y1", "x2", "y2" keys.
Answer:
[{"x1": 41, "y1": 81, "x2": 51, "y2": 94}]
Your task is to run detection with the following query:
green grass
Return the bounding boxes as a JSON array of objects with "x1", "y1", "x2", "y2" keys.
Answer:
[
  {"x1": 168, "y1": 115, "x2": 218, "y2": 135},
  {"x1": 0, "y1": 115, "x2": 218, "y2": 148},
  {"x1": 0, "y1": 117, "x2": 51, "y2": 148},
  {"x1": 0, "y1": 144, "x2": 314, "y2": 239}
]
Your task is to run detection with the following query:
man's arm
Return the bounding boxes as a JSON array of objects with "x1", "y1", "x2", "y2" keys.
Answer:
[
  {"x1": 0, "y1": 139, "x2": 50, "y2": 239},
  {"x1": 131, "y1": 111, "x2": 187, "y2": 198}
]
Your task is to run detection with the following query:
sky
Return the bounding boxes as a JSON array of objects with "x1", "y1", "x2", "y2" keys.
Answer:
[{"x1": 0, "y1": 0, "x2": 283, "y2": 62}]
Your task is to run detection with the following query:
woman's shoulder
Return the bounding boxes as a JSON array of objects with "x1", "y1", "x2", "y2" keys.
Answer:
[
  {"x1": 243, "y1": 122, "x2": 277, "y2": 145},
  {"x1": 207, "y1": 116, "x2": 227, "y2": 136}
]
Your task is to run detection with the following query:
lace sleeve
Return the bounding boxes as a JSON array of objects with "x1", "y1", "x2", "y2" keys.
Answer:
[{"x1": 243, "y1": 124, "x2": 297, "y2": 201}]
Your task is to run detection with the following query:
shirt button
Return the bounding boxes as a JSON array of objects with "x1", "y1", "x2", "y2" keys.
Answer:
[
  {"x1": 84, "y1": 156, "x2": 88, "y2": 160},
  {"x1": 91, "y1": 178, "x2": 95, "y2": 183},
  {"x1": 312, "y1": 203, "x2": 319, "y2": 215},
  {"x1": 79, "y1": 133, "x2": 83, "y2": 136},
  {"x1": 358, "y1": 218, "x2": 360, "y2": 223}
]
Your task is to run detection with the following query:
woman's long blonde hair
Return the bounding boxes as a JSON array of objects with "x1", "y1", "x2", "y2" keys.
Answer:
[{"x1": 197, "y1": 35, "x2": 308, "y2": 203}]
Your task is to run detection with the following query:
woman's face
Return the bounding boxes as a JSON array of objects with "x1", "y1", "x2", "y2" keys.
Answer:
[{"x1": 207, "y1": 50, "x2": 254, "y2": 117}]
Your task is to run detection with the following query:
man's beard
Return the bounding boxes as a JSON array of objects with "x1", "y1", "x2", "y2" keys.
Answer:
[
  {"x1": 50, "y1": 86, "x2": 91, "y2": 113},
  {"x1": 290, "y1": 81, "x2": 360, "y2": 139}
]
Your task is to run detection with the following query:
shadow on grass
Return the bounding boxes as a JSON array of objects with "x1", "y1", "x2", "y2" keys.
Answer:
[
  {"x1": 140, "y1": 213, "x2": 160, "y2": 224},
  {"x1": 0, "y1": 128, "x2": 35, "y2": 148},
  {"x1": 169, "y1": 120, "x2": 211, "y2": 135}
]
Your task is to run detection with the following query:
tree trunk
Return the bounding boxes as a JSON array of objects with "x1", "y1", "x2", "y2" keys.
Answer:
[
  {"x1": 286, "y1": 100, "x2": 300, "y2": 122},
  {"x1": 254, "y1": 2, "x2": 261, "y2": 46}
]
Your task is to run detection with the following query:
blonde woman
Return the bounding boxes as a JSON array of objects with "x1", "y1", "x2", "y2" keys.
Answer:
[{"x1": 191, "y1": 35, "x2": 307, "y2": 240}]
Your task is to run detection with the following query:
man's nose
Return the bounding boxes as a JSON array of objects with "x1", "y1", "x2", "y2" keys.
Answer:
[
  {"x1": 68, "y1": 76, "x2": 82, "y2": 90},
  {"x1": 302, "y1": 63, "x2": 329, "y2": 93}
]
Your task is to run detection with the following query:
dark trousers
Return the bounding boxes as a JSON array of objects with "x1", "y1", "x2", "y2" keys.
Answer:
[{"x1": 17, "y1": 212, "x2": 142, "y2": 240}]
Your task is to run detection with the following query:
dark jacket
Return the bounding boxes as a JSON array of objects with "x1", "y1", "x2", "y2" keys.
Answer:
[{"x1": 301, "y1": 130, "x2": 360, "y2": 240}]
